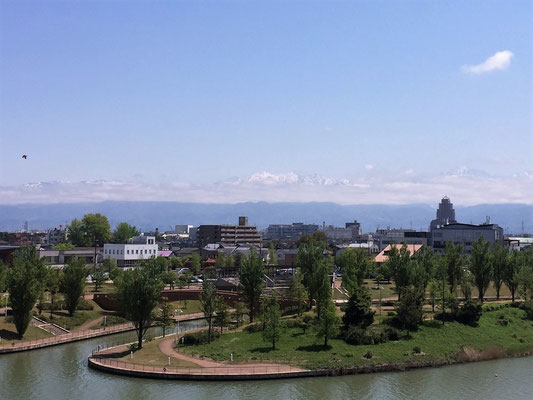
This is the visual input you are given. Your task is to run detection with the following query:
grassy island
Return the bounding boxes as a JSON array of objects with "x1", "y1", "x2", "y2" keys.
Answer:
[{"x1": 180, "y1": 307, "x2": 533, "y2": 371}]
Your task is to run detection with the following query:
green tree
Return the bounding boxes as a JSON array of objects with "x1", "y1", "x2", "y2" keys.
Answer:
[
  {"x1": 470, "y1": 236, "x2": 492, "y2": 302},
  {"x1": 239, "y1": 248, "x2": 265, "y2": 322},
  {"x1": 414, "y1": 245, "x2": 435, "y2": 290},
  {"x1": 81, "y1": 213, "x2": 111, "y2": 245},
  {"x1": 112, "y1": 222, "x2": 140, "y2": 244},
  {"x1": 395, "y1": 285, "x2": 424, "y2": 336},
  {"x1": 102, "y1": 258, "x2": 119, "y2": 280},
  {"x1": 268, "y1": 243, "x2": 278, "y2": 265},
  {"x1": 342, "y1": 286, "x2": 374, "y2": 330},
  {"x1": 46, "y1": 267, "x2": 63, "y2": 320},
  {"x1": 214, "y1": 298, "x2": 230, "y2": 334},
  {"x1": 0, "y1": 261, "x2": 7, "y2": 293},
  {"x1": 445, "y1": 242, "x2": 464, "y2": 294},
  {"x1": 190, "y1": 253, "x2": 201, "y2": 275},
  {"x1": 491, "y1": 243, "x2": 509, "y2": 300},
  {"x1": 233, "y1": 301, "x2": 247, "y2": 327},
  {"x1": 315, "y1": 299, "x2": 340, "y2": 347},
  {"x1": 428, "y1": 280, "x2": 440, "y2": 313},
  {"x1": 460, "y1": 269, "x2": 474, "y2": 302},
  {"x1": 383, "y1": 244, "x2": 412, "y2": 301},
  {"x1": 338, "y1": 248, "x2": 371, "y2": 296},
  {"x1": 434, "y1": 255, "x2": 448, "y2": 325},
  {"x1": 505, "y1": 251, "x2": 522, "y2": 302},
  {"x1": 7, "y1": 247, "x2": 46, "y2": 338},
  {"x1": 163, "y1": 271, "x2": 177, "y2": 290},
  {"x1": 200, "y1": 281, "x2": 218, "y2": 343},
  {"x1": 262, "y1": 292, "x2": 283, "y2": 349},
  {"x1": 52, "y1": 242, "x2": 75, "y2": 250},
  {"x1": 91, "y1": 270, "x2": 106, "y2": 292},
  {"x1": 169, "y1": 256, "x2": 184, "y2": 270},
  {"x1": 67, "y1": 218, "x2": 88, "y2": 247},
  {"x1": 517, "y1": 251, "x2": 533, "y2": 301},
  {"x1": 297, "y1": 241, "x2": 325, "y2": 309},
  {"x1": 157, "y1": 297, "x2": 174, "y2": 337},
  {"x1": 216, "y1": 253, "x2": 227, "y2": 268},
  {"x1": 61, "y1": 258, "x2": 89, "y2": 316},
  {"x1": 289, "y1": 272, "x2": 308, "y2": 316},
  {"x1": 115, "y1": 259, "x2": 164, "y2": 349}
]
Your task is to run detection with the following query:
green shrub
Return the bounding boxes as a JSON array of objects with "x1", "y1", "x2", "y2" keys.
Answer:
[
  {"x1": 383, "y1": 326, "x2": 401, "y2": 341},
  {"x1": 181, "y1": 330, "x2": 220, "y2": 345},
  {"x1": 456, "y1": 301, "x2": 482, "y2": 325},
  {"x1": 244, "y1": 322, "x2": 263, "y2": 333},
  {"x1": 76, "y1": 298, "x2": 94, "y2": 311},
  {"x1": 523, "y1": 301, "x2": 533, "y2": 321},
  {"x1": 283, "y1": 318, "x2": 302, "y2": 329},
  {"x1": 386, "y1": 311, "x2": 396, "y2": 317},
  {"x1": 344, "y1": 326, "x2": 389, "y2": 345},
  {"x1": 496, "y1": 314, "x2": 510, "y2": 326}
]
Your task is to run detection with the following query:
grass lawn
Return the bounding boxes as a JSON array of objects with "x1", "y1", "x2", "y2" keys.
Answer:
[
  {"x1": 0, "y1": 316, "x2": 53, "y2": 343},
  {"x1": 180, "y1": 307, "x2": 533, "y2": 370},
  {"x1": 118, "y1": 336, "x2": 201, "y2": 368},
  {"x1": 89, "y1": 314, "x2": 129, "y2": 330},
  {"x1": 36, "y1": 309, "x2": 103, "y2": 331},
  {"x1": 86, "y1": 282, "x2": 116, "y2": 294},
  {"x1": 166, "y1": 300, "x2": 203, "y2": 315}
]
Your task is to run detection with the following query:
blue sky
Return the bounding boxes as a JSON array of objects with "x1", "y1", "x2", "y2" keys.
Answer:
[{"x1": 0, "y1": 1, "x2": 531, "y2": 204}]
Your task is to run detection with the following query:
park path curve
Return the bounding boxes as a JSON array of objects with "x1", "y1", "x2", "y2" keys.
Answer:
[{"x1": 158, "y1": 336, "x2": 307, "y2": 373}]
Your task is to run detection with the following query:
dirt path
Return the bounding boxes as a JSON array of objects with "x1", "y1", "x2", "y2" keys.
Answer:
[{"x1": 76, "y1": 316, "x2": 104, "y2": 331}]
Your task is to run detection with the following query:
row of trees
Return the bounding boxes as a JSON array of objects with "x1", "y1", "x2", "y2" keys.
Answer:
[
  {"x1": 2, "y1": 247, "x2": 89, "y2": 338},
  {"x1": 382, "y1": 238, "x2": 533, "y2": 304}
]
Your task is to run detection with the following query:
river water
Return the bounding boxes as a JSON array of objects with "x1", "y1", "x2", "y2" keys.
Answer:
[{"x1": 1, "y1": 321, "x2": 532, "y2": 400}]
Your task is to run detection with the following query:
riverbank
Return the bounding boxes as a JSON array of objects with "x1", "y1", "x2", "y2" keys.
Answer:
[{"x1": 87, "y1": 307, "x2": 533, "y2": 381}]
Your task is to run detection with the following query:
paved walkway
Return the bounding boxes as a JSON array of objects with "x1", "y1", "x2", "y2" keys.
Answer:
[{"x1": 0, "y1": 312, "x2": 206, "y2": 354}]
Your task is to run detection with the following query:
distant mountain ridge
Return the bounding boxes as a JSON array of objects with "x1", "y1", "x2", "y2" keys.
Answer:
[{"x1": 0, "y1": 201, "x2": 531, "y2": 234}]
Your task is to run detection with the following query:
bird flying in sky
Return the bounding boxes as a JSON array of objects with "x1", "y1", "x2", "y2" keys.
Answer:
[{"x1": 22, "y1": 155, "x2": 27, "y2": 159}]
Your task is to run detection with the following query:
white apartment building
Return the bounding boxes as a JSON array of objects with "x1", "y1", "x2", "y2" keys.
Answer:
[{"x1": 103, "y1": 235, "x2": 158, "y2": 268}]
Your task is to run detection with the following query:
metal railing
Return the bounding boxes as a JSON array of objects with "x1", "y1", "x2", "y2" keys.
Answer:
[
  {"x1": 0, "y1": 322, "x2": 135, "y2": 353},
  {"x1": 89, "y1": 356, "x2": 303, "y2": 375}
]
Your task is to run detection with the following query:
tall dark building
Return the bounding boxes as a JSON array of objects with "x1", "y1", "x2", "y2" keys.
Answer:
[{"x1": 429, "y1": 196, "x2": 457, "y2": 231}]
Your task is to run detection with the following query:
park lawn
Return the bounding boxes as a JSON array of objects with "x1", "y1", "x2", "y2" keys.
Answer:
[
  {"x1": 180, "y1": 307, "x2": 533, "y2": 370},
  {"x1": 86, "y1": 282, "x2": 116, "y2": 294},
  {"x1": 119, "y1": 336, "x2": 201, "y2": 368},
  {"x1": 37, "y1": 308, "x2": 103, "y2": 331},
  {"x1": 166, "y1": 300, "x2": 203, "y2": 315},
  {"x1": 0, "y1": 316, "x2": 53, "y2": 342},
  {"x1": 89, "y1": 314, "x2": 129, "y2": 330}
]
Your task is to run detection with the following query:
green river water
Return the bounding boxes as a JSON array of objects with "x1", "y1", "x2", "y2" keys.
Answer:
[{"x1": 1, "y1": 321, "x2": 532, "y2": 400}]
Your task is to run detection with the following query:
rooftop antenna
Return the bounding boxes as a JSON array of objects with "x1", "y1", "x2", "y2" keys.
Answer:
[{"x1": 522, "y1": 220, "x2": 525, "y2": 235}]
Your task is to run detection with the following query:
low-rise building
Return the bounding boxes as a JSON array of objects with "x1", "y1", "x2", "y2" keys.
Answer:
[
  {"x1": 103, "y1": 235, "x2": 158, "y2": 268},
  {"x1": 38, "y1": 247, "x2": 103, "y2": 268},
  {"x1": 430, "y1": 222, "x2": 504, "y2": 253},
  {"x1": 374, "y1": 244, "x2": 423, "y2": 267},
  {"x1": 264, "y1": 223, "x2": 319, "y2": 241}
]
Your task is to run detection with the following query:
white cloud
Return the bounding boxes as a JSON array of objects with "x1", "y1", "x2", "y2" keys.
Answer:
[
  {"x1": 463, "y1": 50, "x2": 514, "y2": 74},
  {"x1": 364, "y1": 164, "x2": 374, "y2": 170},
  {"x1": 0, "y1": 170, "x2": 531, "y2": 206}
]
